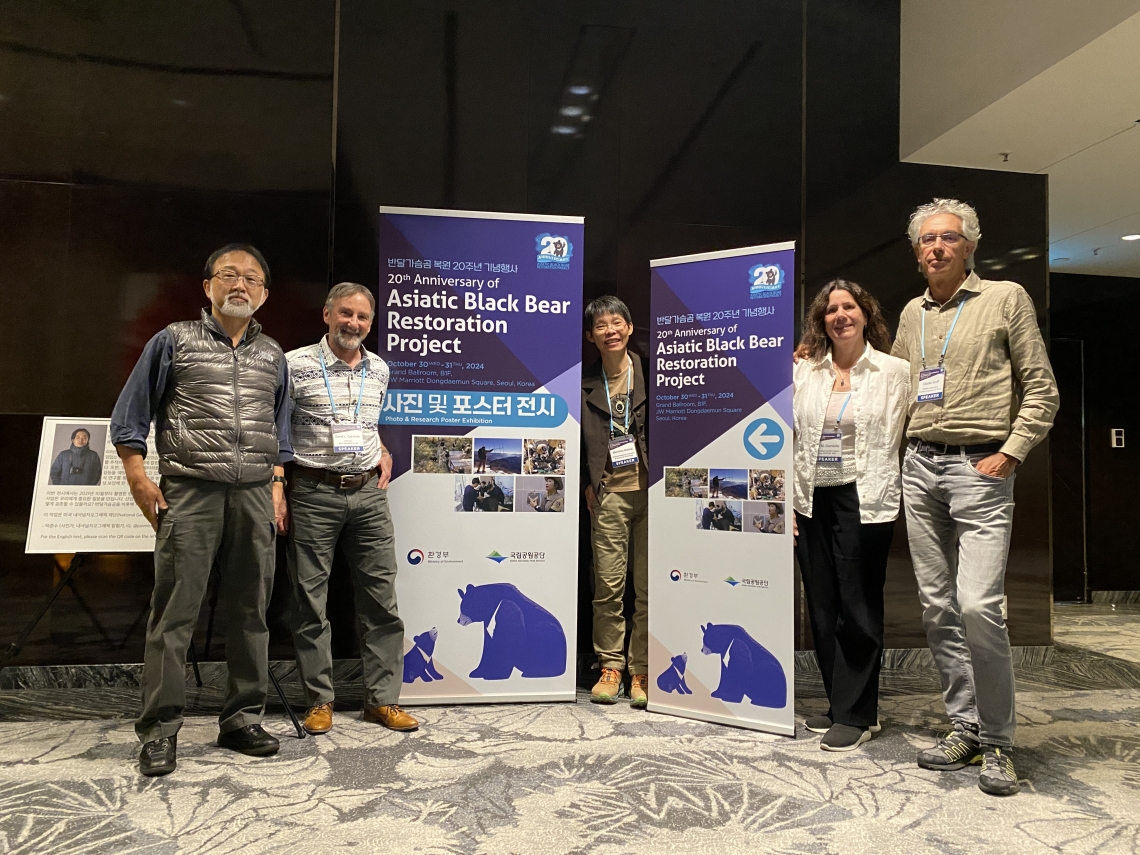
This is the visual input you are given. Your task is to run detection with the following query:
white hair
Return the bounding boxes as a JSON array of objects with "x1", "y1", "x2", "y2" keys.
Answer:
[{"x1": 907, "y1": 198, "x2": 982, "y2": 271}]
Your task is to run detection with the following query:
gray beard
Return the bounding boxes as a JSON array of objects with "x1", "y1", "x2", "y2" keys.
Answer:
[
  {"x1": 219, "y1": 295, "x2": 256, "y2": 318},
  {"x1": 332, "y1": 330, "x2": 364, "y2": 351}
]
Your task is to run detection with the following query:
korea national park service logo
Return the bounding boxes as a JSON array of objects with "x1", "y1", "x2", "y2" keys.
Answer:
[
  {"x1": 536, "y1": 233, "x2": 573, "y2": 270},
  {"x1": 748, "y1": 263, "x2": 784, "y2": 299}
]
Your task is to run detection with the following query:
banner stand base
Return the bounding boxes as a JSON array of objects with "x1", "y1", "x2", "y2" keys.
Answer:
[
  {"x1": 400, "y1": 691, "x2": 576, "y2": 707},
  {"x1": 647, "y1": 702, "x2": 795, "y2": 737}
]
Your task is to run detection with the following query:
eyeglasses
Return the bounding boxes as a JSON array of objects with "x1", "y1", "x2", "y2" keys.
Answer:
[
  {"x1": 592, "y1": 320, "x2": 629, "y2": 334},
  {"x1": 917, "y1": 231, "x2": 964, "y2": 247},
  {"x1": 211, "y1": 269, "x2": 265, "y2": 288}
]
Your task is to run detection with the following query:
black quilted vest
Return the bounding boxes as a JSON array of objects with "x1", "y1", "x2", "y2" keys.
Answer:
[{"x1": 155, "y1": 310, "x2": 283, "y2": 484}]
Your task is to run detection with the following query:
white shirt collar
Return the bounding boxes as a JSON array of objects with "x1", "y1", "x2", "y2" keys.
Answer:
[{"x1": 820, "y1": 341, "x2": 874, "y2": 371}]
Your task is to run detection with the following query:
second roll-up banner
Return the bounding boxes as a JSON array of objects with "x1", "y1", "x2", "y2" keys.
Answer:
[
  {"x1": 648, "y1": 242, "x2": 796, "y2": 736},
  {"x1": 378, "y1": 206, "x2": 584, "y2": 705}
]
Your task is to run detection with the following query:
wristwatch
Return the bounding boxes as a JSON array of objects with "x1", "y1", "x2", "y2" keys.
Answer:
[{"x1": 271, "y1": 475, "x2": 287, "y2": 485}]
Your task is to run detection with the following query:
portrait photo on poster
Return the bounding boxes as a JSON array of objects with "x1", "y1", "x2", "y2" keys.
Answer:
[
  {"x1": 47, "y1": 423, "x2": 108, "y2": 487},
  {"x1": 743, "y1": 500, "x2": 786, "y2": 534},
  {"x1": 454, "y1": 475, "x2": 514, "y2": 512},
  {"x1": 516, "y1": 475, "x2": 565, "y2": 513}
]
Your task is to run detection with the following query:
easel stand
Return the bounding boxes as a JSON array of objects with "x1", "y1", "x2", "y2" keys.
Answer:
[{"x1": 0, "y1": 553, "x2": 305, "y2": 739}]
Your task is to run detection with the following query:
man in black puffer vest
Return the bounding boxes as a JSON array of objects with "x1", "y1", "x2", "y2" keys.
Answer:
[{"x1": 111, "y1": 244, "x2": 292, "y2": 777}]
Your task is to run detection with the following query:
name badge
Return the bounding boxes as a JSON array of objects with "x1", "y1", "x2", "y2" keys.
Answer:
[
  {"x1": 817, "y1": 430, "x2": 842, "y2": 464},
  {"x1": 917, "y1": 367, "x2": 946, "y2": 402},
  {"x1": 331, "y1": 423, "x2": 365, "y2": 453},
  {"x1": 608, "y1": 435, "x2": 639, "y2": 468}
]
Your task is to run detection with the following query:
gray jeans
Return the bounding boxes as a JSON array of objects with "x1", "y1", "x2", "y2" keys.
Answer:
[
  {"x1": 137, "y1": 476, "x2": 276, "y2": 744},
  {"x1": 901, "y1": 447, "x2": 1017, "y2": 747},
  {"x1": 286, "y1": 473, "x2": 403, "y2": 708}
]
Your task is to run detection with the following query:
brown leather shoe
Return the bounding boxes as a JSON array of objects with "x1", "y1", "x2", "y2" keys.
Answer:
[
  {"x1": 302, "y1": 702, "x2": 333, "y2": 735},
  {"x1": 363, "y1": 704, "x2": 419, "y2": 731}
]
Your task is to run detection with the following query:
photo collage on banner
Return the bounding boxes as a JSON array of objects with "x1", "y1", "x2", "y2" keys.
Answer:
[
  {"x1": 648, "y1": 242, "x2": 796, "y2": 735},
  {"x1": 379, "y1": 207, "x2": 583, "y2": 704},
  {"x1": 25, "y1": 417, "x2": 159, "y2": 554}
]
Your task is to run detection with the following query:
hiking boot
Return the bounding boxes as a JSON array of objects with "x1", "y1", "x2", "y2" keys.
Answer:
[
  {"x1": 917, "y1": 728, "x2": 982, "y2": 771},
  {"x1": 591, "y1": 668, "x2": 622, "y2": 704},
  {"x1": 820, "y1": 723, "x2": 871, "y2": 752},
  {"x1": 629, "y1": 674, "x2": 648, "y2": 708},
  {"x1": 978, "y1": 746, "x2": 1020, "y2": 796}
]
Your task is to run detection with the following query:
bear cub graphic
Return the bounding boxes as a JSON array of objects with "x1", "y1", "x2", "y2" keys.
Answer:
[
  {"x1": 656, "y1": 653, "x2": 692, "y2": 695},
  {"x1": 402, "y1": 627, "x2": 444, "y2": 684},
  {"x1": 457, "y1": 583, "x2": 566, "y2": 679},
  {"x1": 701, "y1": 623, "x2": 787, "y2": 707}
]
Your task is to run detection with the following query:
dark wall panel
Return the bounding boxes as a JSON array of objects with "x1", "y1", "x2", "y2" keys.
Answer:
[{"x1": 1052, "y1": 273, "x2": 1139, "y2": 593}]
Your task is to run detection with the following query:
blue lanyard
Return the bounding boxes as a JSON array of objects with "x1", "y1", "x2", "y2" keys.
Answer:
[
  {"x1": 602, "y1": 358, "x2": 632, "y2": 436},
  {"x1": 318, "y1": 345, "x2": 366, "y2": 423},
  {"x1": 835, "y1": 393, "x2": 851, "y2": 427},
  {"x1": 921, "y1": 295, "x2": 968, "y2": 369}
]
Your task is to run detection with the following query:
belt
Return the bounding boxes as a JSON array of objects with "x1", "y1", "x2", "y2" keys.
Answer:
[
  {"x1": 292, "y1": 464, "x2": 377, "y2": 490},
  {"x1": 909, "y1": 439, "x2": 1003, "y2": 457}
]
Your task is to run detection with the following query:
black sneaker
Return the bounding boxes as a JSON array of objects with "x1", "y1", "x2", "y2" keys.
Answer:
[
  {"x1": 806, "y1": 714, "x2": 881, "y2": 735},
  {"x1": 978, "y1": 746, "x2": 1020, "y2": 796},
  {"x1": 917, "y1": 728, "x2": 983, "y2": 771},
  {"x1": 805, "y1": 714, "x2": 832, "y2": 734},
  {"x1": 820, "y1": 723, "x2": 871, "y2": 752},
  {"x1": 139, "y1": 735, "x2": 177, "y2": 777},
  {"x1": 217, "y1": 724, "x2": 280, "y2": 757}
]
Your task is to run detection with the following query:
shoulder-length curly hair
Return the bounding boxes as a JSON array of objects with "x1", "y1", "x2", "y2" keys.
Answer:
[{"x1": 798, "y1": 280, "x2": 892, "y2": 362}]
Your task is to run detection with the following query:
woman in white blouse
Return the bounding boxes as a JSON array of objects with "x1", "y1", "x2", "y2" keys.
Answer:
[{"x1": 793, "y1": 280, "x2": 910, "y2": 752}]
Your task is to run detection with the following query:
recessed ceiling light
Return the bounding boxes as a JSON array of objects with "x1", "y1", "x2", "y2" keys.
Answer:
[
  {"x1": 559, "y1": 106, "x2": 584, "y2": 117},
  {"x1": 171, "y1": 99, "x2": 190, "y2": 107},
  {"x1": 567, "y1": 85, "x2": 592, "y2": 96},
  {"x1": 551, "y1": 125, "x2": 577, "y2": 135},
  {"x1": 1122, "y1": 234, "x2": 1140, "y2": 241}
]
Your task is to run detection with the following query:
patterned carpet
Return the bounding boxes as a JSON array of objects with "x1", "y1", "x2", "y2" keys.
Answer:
[{"x1": 1, "y1": 604, "x2": 1139, "y2": 854}]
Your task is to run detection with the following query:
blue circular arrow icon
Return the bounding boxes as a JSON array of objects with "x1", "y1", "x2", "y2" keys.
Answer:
[{"x1": 743, "y1": 418, "x2": 784, "y2": 460}]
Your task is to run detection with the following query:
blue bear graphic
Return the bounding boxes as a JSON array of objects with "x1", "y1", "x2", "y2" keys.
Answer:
[
  {"x1": 656, "y1": 653, "x2": 692, "y2": 695},
  {"x1": 457, "y1": 583, "x2": 566, "y2": 680},
  {"x1": 402, "y1": 627, "x2": 444, "y2": 684},
  {"x1": 700, "y1": 623, "x2": 787, "y2": 707}
]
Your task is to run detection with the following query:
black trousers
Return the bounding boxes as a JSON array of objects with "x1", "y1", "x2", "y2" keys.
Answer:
[{"x1": 795, "y1": 482, "x2": 894, "y2": 728}]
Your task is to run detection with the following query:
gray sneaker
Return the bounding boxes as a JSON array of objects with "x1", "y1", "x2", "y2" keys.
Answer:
[
  {"x1": 917, "y1": 728, "x2": 983, "y2": 771},
  {"x1": 978, "y1": 746, "x2": 1020, "y2": 796}
]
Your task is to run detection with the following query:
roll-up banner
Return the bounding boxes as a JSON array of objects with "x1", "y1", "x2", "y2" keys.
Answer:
[
  {"x1": 647, "y1": 242, "x2": 796, "y2": 736},
  {"x1": 378, "y1": 206, "x2": 583, "y2": 705}
]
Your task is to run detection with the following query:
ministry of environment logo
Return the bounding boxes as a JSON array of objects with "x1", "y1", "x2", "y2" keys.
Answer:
[
  {"x1": 670, "y1": 569, "x2": 682, "y2": 582},
  {"x1": 748, "y1": 263, "x2": 784, "y2": 300},
  {"x1": 536, "y1": 233, "x2": 573, "y2": 270},
  {"x1": 486, "y1": 550, "x2": 508, "y2": 564},
  {"x1": 407, "y1": 549, "x2": 425, "y2": 565},
  {"x1": 743, "y1": 418, "x2": 784, "y2": 460}
]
